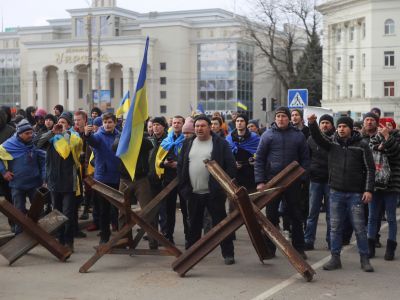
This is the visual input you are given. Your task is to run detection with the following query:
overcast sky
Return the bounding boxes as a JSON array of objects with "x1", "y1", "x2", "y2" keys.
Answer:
[{"x1": 0, "y1": 0, "x2": 247, "y2": 29}]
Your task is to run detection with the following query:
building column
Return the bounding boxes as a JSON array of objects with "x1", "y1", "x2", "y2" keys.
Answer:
[
  {"x1": 354, "y1": 22, "x2": 361, "y2": 98},
  {"x1": 36, "y1": 70, "x2": 47, "y2": 109},
  {"x1": 122, "y1": 67, "x2": 131, "y2": 94},
  {"x1": 68, "y1": 71, "x2": 77, "y2": 111},
  {"x1": 27, "y1": 71, "x2": 36, "y2": 107},
  {"x1": 57, "y1": 70, "x2": 67, "y2": 109}
]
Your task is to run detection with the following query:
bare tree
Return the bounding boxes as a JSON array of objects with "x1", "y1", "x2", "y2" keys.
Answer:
[{"x1": 244, "y1": 0, "x2": 321, "y2": 91}]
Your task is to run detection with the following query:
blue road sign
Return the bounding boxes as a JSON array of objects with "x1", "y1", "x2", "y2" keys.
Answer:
[{"x1": 288, "y1": 89, "x2": 308, "y2": 108}]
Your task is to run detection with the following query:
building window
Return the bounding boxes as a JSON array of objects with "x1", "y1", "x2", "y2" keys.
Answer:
[
  {"x1": 66, "y1": 79, "x2": 69, "y2": 99},
  {"x1": 362, "y1": 22, "x2": 366, "y2": 39},
  {"x1": 384, "y1": 19, "x2": 395, "y2": 35},
  {"x1": 160, "y1": 91, "x2": 167, "y2": 99},
  {"x1": 120, "y1": 78, "x2": 123, "y2": 98},
  {"x1": 160, "y1": 105, "x2": 167, "y2": 114},
  {"x1": 100, "y1": 15, "x2": 110, "y2": 35},
  {"x1": 160, "y1": 77, "x2": 166, "y2": 85},
  {"x1": 110, "y1": 78, "x2": 115, "y2": 98},
  {"x1": 384, "y1": 51, "x2": 395, "y2": 67},
  {"x1": 362, "y1": 83, "x2": 366, "y2": 98},
  {"x1": 349, "y1": 26, "x2": 354, "y2": 41},
  {"x1": 336, "y1": 28, "x2": 341, "y2": 42},
  {"x1": 336, "y1": 85, "x2": 341, "y2": 98},
  {"x1": 384, "y1": 112, "x2": 395, "y2": 117},
  {"x1": 384, "y1": 81, "x2": 395, "y2": 97},
  {"x1": 362, "y1": 53, "x2": 366, "y2": 68},
  {"x1": 78, "y1": 79, "x2": 84, "y2": 98},
  {"x1": 160, "y1": 62, "x2": 166, "y2": 70},
  {"x1": 349, "y1": 84, "x2": 353, "y2": 98},
  {"x1": 336, "y1": 57, "x2": 341, "y2": 72},
  {"x1": 75, "y1": 18, "x2": 85, "y2": 37},
  {"x1": 349, "y1": 55, "x2": 354, "y2": 70}
]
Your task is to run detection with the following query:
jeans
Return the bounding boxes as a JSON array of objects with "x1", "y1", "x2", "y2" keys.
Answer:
[
  {"x1": 187, "y1": 192, "x2": 234, "y2": 258},
  {"x1": 304, "y1": 182, "x2": 330, "y2": 246},
  {"x1": 368, "y1": 191, "x2": 398, "y2": 241},
  {"x1": 11, "y1": 187, "x2": 37, "y2": 234},
  {"x1": 51, "y1": 191, "x2": 75, "y2": 245},
  {"x1": 329, "y1": 189, "x2": 369, "y2": 256}
]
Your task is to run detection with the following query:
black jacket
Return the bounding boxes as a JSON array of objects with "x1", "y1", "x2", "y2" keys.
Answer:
[
  {"x1": 370, "y1": 130, "x2": 400, "y2": 192},
  {"x1": 148, "y1": 132, "x2": 168, "y2": 188},
  {"x1": 177, "y1": 133, "x2": 236, "y2": 200},
  {"x1": 307, "y1": 129, "x2": 334, "y2": 183},
  {"x1": 309, "y1": 122, "x2": 375, "y2": 193}
]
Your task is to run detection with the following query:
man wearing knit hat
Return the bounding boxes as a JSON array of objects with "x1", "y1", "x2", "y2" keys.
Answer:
[
  {"x1": 0, "y1": 119, "x2": 46, "y2": 234},
  {"x1": 37, "y1": 113, "x2": 83, "y2": 252},
  {"x1": 308, "y1": 113, "x2": 375, "y2": 272},
  {"x1": 226, "y1": 113, "x2": 260, "y2": 192},
  {"x1": 304, "y1": 114, "x2": 335, "y2": 250},
  {"x1": 255, "y1": 106, "x2": 310, "y2": 259}
]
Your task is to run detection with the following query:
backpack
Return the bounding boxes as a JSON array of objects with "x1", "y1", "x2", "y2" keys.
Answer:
[{"x1": 372, "y1": 150, "x2": 391, "y2": 190}]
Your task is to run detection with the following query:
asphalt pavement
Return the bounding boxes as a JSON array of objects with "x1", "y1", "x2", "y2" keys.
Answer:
[{"x1": 0, "y1": 205, "x2": 399, "y2": 300}]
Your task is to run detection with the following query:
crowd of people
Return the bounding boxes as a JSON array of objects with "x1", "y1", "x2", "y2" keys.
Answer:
[{"x1": 0, "y1": 103, "x2": 398, "y2": 271}]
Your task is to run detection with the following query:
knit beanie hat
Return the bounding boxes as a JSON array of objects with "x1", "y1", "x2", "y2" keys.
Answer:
[
  {"x1": 248, "y1": 119, "x2": 259, "y2": 128},
  {"x1": 59, "y1": 112, "x2": 73, "y2": 125},
  {"x1": 151, "y1": 116, "x2": 168, "y2": 129},
  {"x1": 182, "y1": 117, "x2": 195, "y2": 133},
  {"x1": 16, "y1": 119, "x2": 33, "y2": 135},
  {"x1": 93, "y1": 116, "x2": 103, "y2": 127},
  {"x1": 370, "y1": 107, "x2": 381, "y2": 117},
  {"x1": 319, "y1": 114, "x2": 334, "y2": 126},
  {"x1": 291, "y1": 108, "x2": 304, "y2": 119},
  {"x1": 44, "y1": 113, "x2": 57, "y2": 124},
  {"x1": 363, "y1": 112, "x2": 379, "y2": 123},
  {"x1": 275, "y1": 106, "x2": 291, "y2": 119},
  {"x1": 35, "y1": 108, "x2": 47, "y2": 119},
  {"x1": 236, "y1": 113, "x2": 249, "y2": 125},
  {"x1": 380, "y1": 117, "x2": 396, "y2": 129},
  {"x1": 336, "y1": 116, "x2": 354, "y2": 130}
]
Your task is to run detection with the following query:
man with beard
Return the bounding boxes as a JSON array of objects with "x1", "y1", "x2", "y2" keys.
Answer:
[{"x1": 304, "y1": 114, "x2": 335, "y2": 250}]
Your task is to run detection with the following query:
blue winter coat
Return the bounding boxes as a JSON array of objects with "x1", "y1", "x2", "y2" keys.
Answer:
[
  {"x1": 86, "y1": 127, "x2": 120, "y2": 185},
  {"x1": 254, "y1": 123, "x2": 310, "y2": 184}
]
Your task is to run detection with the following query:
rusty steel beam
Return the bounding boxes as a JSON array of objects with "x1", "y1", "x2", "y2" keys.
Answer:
[
  {"x1": 80, "y1": 177, "x2": 181, "y2": 273},
  {"x1": 252, "y1": 205, "x2": 315, "y2": 282},
  {"x1": 26, "y1": 187, "x2": 50, "y2": 222},
  {"x1": 0, "y1": 199, "x2": 71, "y2": 263},
  {"x1": 172, "y1": 161, "x2": 304, "y2": 277}
]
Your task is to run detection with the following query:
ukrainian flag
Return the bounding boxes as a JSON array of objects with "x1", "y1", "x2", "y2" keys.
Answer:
[
  {"x1": 237, "y1": 101, "x2": 248, "y2": 111},
  {"x1": 116, "y1": 37, "x2": 149, "y2": 180},
  {"x1": 116, "y1": 91, "x2": 130, "y2": 117}
]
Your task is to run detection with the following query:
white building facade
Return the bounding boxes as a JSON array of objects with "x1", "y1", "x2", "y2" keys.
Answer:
[
  {"x1": 317, "y1": 0, "x2": 400, "y2": 120},
  {"x1": 0, "y1": 0, "x2": 281, "y2": 121}
]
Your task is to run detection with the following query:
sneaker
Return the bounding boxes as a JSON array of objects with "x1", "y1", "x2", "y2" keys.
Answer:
[
  {"x1": 224, "y1": 256, "x2": 235, "y2": 265},
  {"x1": 304, "y1": 243, "x2": 314, "y2": 251},
  {"x1": 86, "y1": 223, "x2": 99, "y2": 232}
]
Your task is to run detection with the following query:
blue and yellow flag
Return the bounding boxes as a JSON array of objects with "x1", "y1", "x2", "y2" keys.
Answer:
[
  {"x1": 155, "y1": 131, "x2": 185, "y2": 178},
  {"x1": 116, "y1": 37, "x2": 149, "y2": 180},
  {"x1": 116, "y1": 91, "x2": 131, "y2": 117},
  {"x1": 237, "y1": 101, "x2": 248, "y2": 111}
]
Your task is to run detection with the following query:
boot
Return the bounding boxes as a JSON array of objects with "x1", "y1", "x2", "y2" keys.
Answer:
[
  {"x1": 323, "y1": 254, "x2": 342, "y2": 270},
  {"x1": 360, "y1": 255, "x2": 374, "y2": 272},
  {"x1": 384, "y1": 239, "x2": 397, "y2": 261},
  {"x1": 368, "y1": 238, "x2": 375, "y2": 258}
]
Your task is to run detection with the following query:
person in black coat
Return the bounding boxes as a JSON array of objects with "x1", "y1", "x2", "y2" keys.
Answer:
[
  {"x1": 308, "y1": 114, "x2": 375, "y2": 272},
  {"x1": 178, "y1": 115, "x2": 236, "y2": 265}
]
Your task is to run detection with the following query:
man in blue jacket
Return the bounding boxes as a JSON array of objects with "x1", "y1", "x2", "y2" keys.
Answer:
[
  {"x1": 84, "y1": 112, "x2": 120, "y2": 244},
  {"x1": 255, "y1": 106, "x2": 310, "y2": 259},
  {"x1": 0, "y1": 119, "x2": 46, "y2": 234}
]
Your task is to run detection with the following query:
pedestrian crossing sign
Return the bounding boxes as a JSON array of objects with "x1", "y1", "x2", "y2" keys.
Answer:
[{"x1": 288, "y1": 89, "x2": 308, "y2": 108}]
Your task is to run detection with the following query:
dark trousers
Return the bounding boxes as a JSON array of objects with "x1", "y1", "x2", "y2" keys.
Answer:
[
  {"x1": 11, "y1": 187, "x2": 37, "y2": 234},
  {"x1": 186, "y1": 192, "x2": 234, "y2": 258},
  {"x1": 162, "y1": 187, "x2": 189, "y2": 241},
  {"x1": 98, "y1": 182, "x2": 119, "y2": 241},
  {"x1": 51, "y1": 191, "x2": 75, "y2": 245},
  {"x1": 265, "y1": 181, "x2": 305, "y2": 252}
]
